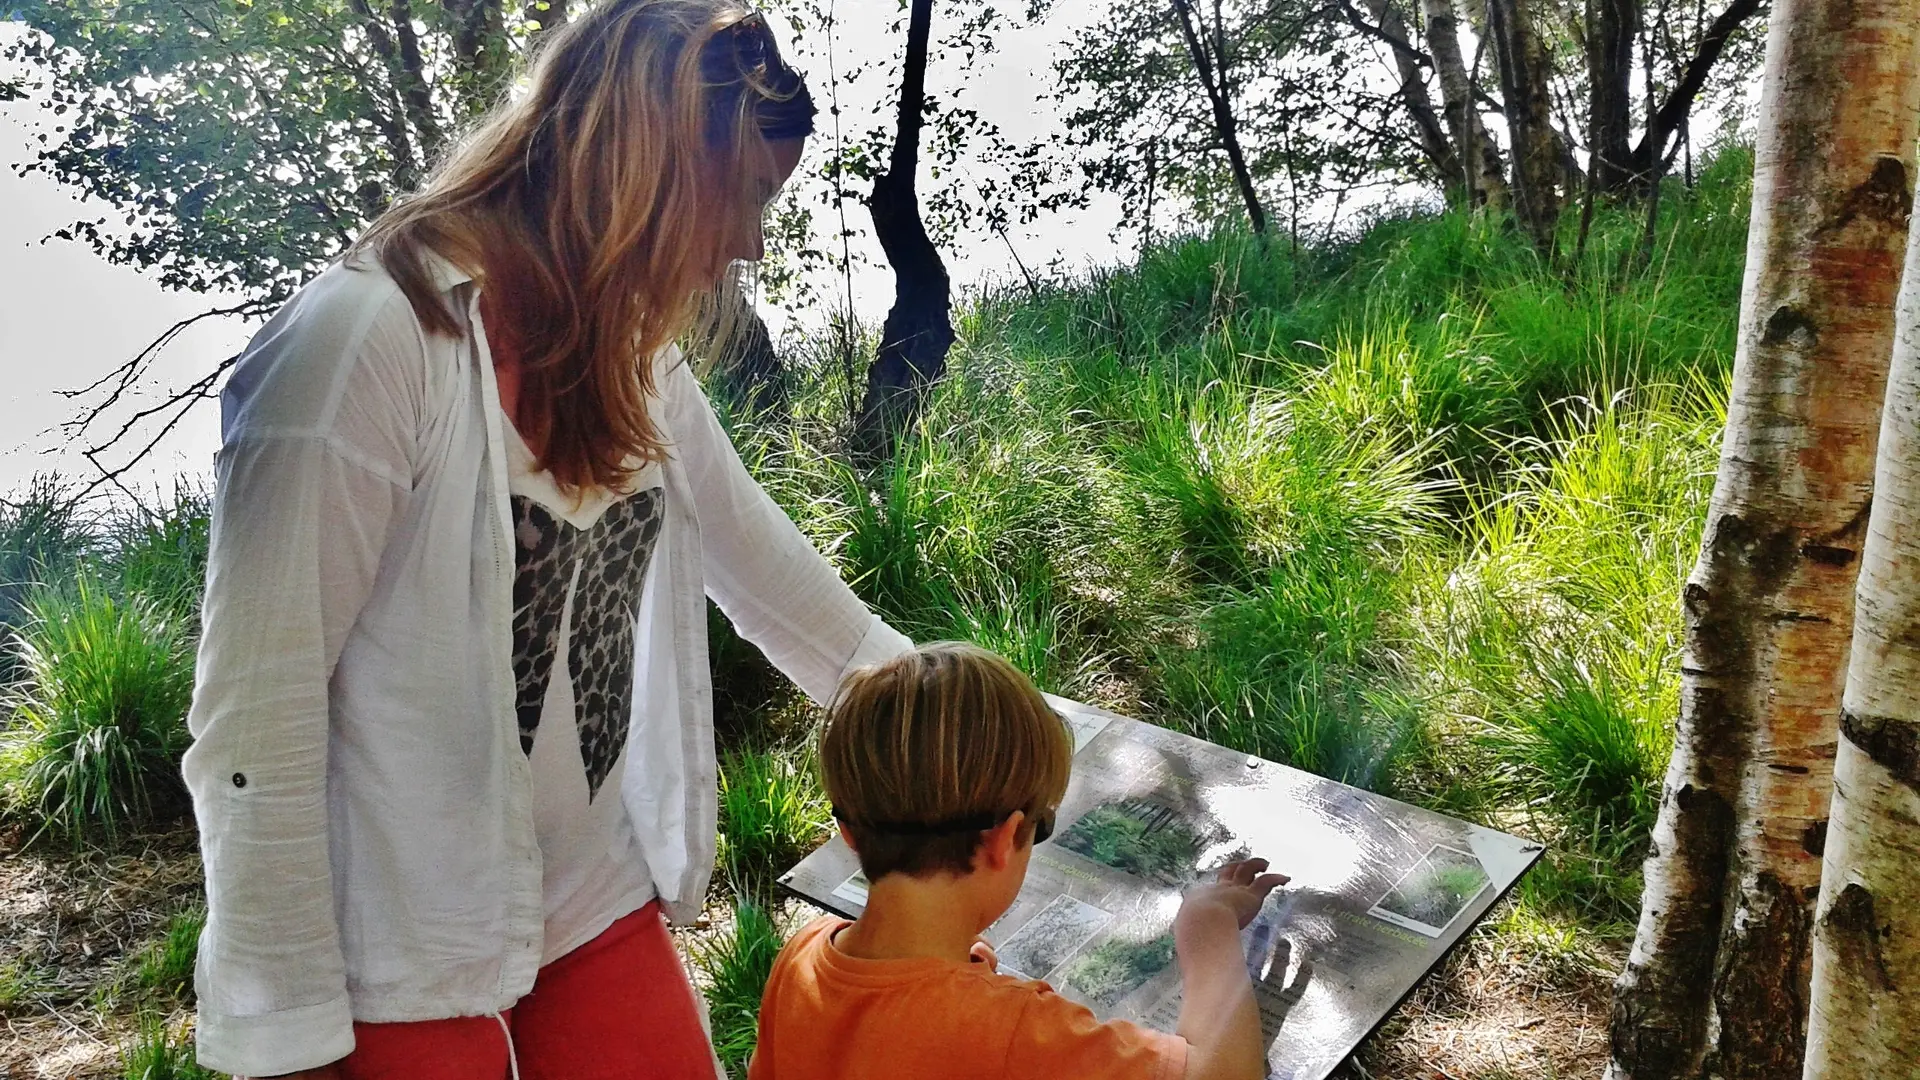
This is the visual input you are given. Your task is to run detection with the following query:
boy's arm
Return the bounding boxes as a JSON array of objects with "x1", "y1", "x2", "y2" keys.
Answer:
[{"x1": 1174, "y1": 860, "x2": 1289, "y2": 1080}]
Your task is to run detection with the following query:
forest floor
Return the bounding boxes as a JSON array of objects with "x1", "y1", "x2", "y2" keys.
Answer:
[{"x1": 0, "y1": 822, "x2": 1616, "y2": 1080}]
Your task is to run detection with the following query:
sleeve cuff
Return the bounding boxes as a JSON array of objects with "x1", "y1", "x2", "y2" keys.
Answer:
[
  {"x1": 840, "y1": 615, "x2": 914, "y2": 683},
  {"x1": 194, "y1": 994, "x2": 356, "y2": 1076}
]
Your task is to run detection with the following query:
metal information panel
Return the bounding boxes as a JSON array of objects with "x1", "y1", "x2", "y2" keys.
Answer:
[{"x1": 779, "y1": 696, "x2": 1543, "y2": 1080}]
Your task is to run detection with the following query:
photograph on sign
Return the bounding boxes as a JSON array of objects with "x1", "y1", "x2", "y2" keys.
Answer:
[
  {"x1": 1057, "y1": 923, "x2": 1177, "y2": 1008},
  {"x1": 1051, "y1": 797, "x2": 1224, "y2": 887},
  {"x1": 996, "y1": 894, "x2": 1113, "y2": 981},
  {"x1": 1366, "y1": 845, "x2": 1492, "y2": 938}
]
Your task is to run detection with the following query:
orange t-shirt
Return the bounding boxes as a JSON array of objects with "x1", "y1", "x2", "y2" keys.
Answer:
[{"x1": 749, "y1": 915, "x2": 1189, "y2": 1080}]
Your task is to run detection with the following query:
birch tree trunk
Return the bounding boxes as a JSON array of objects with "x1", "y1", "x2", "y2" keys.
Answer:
[
  {"x1": 1802, "y1": 204, "x2": 1920, "y2": 1080},
  {"x1": 1607, "y1": 1, "x2": 1920, "y2": 1077},
  {"x1": 1365, "y1": 0, "x2": 1462, "y2": 202},
  {"x1": 1419, "y1": 0, "x2": 1509, "y2": 209}
]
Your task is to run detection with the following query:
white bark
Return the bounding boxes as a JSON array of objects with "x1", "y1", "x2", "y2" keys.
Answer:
[
  {"x1": 1420, "y1": 0, "x2": 1508, "y2": 209},
  {"x1": 1609, "y1": 1, "x2": 1920, "y2": 1077},
  {"x1": 1803, "y1": 202, "x2": 1920, "y2": 1080}
]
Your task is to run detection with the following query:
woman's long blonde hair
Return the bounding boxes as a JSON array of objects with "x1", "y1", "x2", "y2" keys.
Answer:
[{"x1": 352, "y1": 0, "x2": 804, "y2": 494}]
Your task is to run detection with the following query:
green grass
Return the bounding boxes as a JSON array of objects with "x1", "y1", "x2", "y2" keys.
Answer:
[
  {"x1": 716, "y1": 747, "x2": 831, "y2": 905},
  {"x1": 1, "y1": 575, "x2": 196, "y2": 844},
  {"x1": 693, "y1": 900, "x2": 786, "y2": 1079},
  {"x1": 0, "y1": 956, "x2": 52, "y2": 1008},
  {"x1": 118, "y1": 1011, "x2": 216, "y2": 1080},
  {"x1": 135, "y1": 907, "x2": 204, "y2": 1001},
  {"x1": 737, "y1": 160, "x2": 1744, "y2": 942},
  {"x1": 99, "y1": 485, "x2": 210, "y2": 630},
  {"x1": 1, "y1": 476, "x2": 97, "y2": 679}
]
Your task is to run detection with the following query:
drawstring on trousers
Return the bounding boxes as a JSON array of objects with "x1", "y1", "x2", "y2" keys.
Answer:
[{"x1": 495, "y1": 1012, "x2": 521, "y2": 1080}]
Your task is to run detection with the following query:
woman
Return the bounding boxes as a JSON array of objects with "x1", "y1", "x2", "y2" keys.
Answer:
[{"x1": 182, "y1": 4, "x2": 910, "y2": 1077}]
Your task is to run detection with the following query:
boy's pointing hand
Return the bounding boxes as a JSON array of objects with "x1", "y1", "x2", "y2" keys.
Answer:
[{"x1": 1182, "y1": 858, "x2": 1291, "y2": 929}]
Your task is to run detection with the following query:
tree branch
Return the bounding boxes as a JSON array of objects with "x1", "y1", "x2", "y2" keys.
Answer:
[
  {"x1": 1333, "y1": 0, "x2": 1433, "y2": 70},
  {"x1": 346, "y1": 0, "x2": 425, "y2": 184},
  {"x1": 57, "y1": 301, "x2": 270, "y2": 429},
  {"x1": 1631, "y1": 0, "x2": 1763, "y2": 170},
  {"x1": 77, "y1": 354, "x2": 242, "y2": 500},
  {"x1": 385, "y1": 0, "x2": 445, "y2": 158}
]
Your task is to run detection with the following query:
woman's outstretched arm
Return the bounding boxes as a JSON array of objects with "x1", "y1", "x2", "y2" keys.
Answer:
[{"x1": 661, "y1": 350, "x2": 912, "y2": 699}]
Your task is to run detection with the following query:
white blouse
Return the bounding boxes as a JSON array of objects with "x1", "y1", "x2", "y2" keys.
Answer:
[{"x1": 183, "y1": 252, "x2": 911, "y2": 1076}]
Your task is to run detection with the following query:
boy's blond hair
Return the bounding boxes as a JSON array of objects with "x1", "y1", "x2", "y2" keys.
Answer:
[{"x1": 821, "y1": 642, "x2": 1073, "y2": 880}]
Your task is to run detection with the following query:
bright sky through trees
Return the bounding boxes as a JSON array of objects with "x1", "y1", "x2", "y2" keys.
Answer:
[{"x1": 0, "y1": 5, "x2": 1130, "y2": 497}]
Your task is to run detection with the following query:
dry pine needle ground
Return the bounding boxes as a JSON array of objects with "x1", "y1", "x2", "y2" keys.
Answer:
[{"x1": 2, "y1": 827, "x2": 1614, "y2": 1079}]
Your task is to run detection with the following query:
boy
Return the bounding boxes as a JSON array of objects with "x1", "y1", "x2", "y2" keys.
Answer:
[{"x1": 750, "y1": 642, "x2": 1288, "y2": 1080}]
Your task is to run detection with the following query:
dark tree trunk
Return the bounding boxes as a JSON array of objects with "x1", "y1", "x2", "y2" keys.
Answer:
[
  {"x1": 346, "y1": 0, "x2": 425, "y2": 187},
  {"x1": 715, "y1": 307, "x2": 787, "y2": 419},
  {"x1": 444, "y1": 0, "x2": 512, "y2": 115},
  {"x1": 1627, "y1": 0, "x2": 1765, "y2": 183},
  {"x1": 1588, "y1": 0, "x2": 1640, "y2": 193},
  {"x1": 851, "y1": 0, "x2": 954, "y2": 465},
  {"x1": 1487, "y1": 0, "x2": 1560, "y2": 254},
  {"x1": 1359, "y1": 0, "x2": 1463, "y2": 204},
  {"x1": 1172, "y1": 0, "x2": 1268, "y2": 234}
]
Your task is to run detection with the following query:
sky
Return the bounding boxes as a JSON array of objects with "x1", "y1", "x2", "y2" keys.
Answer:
[
  {"x1": 0, "y1": 1, "x2": 1254, "y2": 500},
  {"x1": 0, "y1": 61, "x2": 252, "y2": 499}
]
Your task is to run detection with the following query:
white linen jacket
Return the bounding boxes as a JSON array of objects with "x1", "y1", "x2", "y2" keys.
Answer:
[{"x1": 183, "y1": 253, "x2": 911, "y2": 1076}]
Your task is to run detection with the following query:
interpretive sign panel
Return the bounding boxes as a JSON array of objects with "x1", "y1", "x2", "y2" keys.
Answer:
[{"x1": 779, "y1": 695, "x2": 1543, "y2": 1080}]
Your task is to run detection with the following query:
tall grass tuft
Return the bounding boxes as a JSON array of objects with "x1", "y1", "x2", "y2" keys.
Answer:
[
  {"x1": 926, "y1": 567, "x2": 1077, "y2": 694},
  {"x1": 1422, "y1": 387, "x2": 1718, "y2": 870},
  {"x1": 118, "y1": 1011, "x2": 214, "y2": 1080},
  {"x1": 1, "y1": 476, "x2": 96, "y2": 677},
  {"x1": 101, "y1": 485, "x2": 211, "y2": 630},
  {"x1": 694, "y1": 900, "x2": 785, "y2": 1079},
  {"x1": 1, "y1": 576, "x2": 195, "y2": 844},
  {"x1": 136, "y1": 907, "x2": 205, "y2": 1001},
  {"x1": 1156, "y1": 555, "x2": 1422, "y2": 790},
  {"x1": 716, "y1": 746, "x2": 831, "y2": 904}
]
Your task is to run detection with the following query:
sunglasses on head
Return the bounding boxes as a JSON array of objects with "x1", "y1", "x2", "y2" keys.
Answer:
[{"x1": 833, "y1": 806, "x2": 1056, "y2": 845}]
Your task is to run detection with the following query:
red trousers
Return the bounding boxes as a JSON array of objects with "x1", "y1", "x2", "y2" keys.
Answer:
[{"x1": 338, "y1": 901, "x2": 717, "y2": 1080}]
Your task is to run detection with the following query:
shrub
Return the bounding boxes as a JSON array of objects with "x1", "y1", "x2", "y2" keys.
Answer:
[
  {"x1": 0, "y1": 576, "x2": 195, "y2": 844},
  {"x1": 0, "y1": 476, "x2": 96, "y2": 677},
  {"x1": 101, "y1": 485, "x2": 210, "y2": 630}
]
